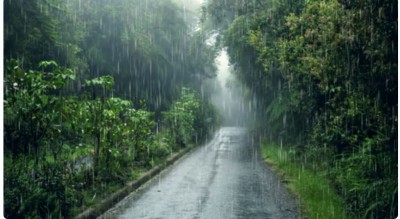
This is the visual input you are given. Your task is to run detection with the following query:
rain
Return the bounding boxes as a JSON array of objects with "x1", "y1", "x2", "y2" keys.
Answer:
[{"x1": 3, "y1": 0, "x2": 398, "y2": 219}]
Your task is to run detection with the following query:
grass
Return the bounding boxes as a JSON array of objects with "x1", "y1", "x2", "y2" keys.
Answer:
[{"x1": 261, "y1": 143, "x2": 350, "y2": 219}]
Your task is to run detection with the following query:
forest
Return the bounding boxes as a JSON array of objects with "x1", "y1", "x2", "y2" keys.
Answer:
[
  {"x1": 203, "y1": 0, "x2": 397, "y2": 218},
  {"x1": 4, "y1": 0, "x2": 219, "y2": 218},
  {"x1": 4, "y1": 0, "x2": 398, "y2": 218}
]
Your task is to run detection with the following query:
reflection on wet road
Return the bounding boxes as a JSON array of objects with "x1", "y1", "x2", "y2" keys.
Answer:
[{"x1": 101, "y1": 127, "x2": 299, "y2": 219}]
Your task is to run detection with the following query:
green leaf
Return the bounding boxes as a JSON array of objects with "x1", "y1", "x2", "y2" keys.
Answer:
[
  {"x1": 40, "y1": 95, "x2": 49, "y2": 106},
  {"x1": 38, "y1": 60, "x2": 58, "y2": 68},
  {"x1": 68, "y1": 73, "x2": 76, "y2": 80}
]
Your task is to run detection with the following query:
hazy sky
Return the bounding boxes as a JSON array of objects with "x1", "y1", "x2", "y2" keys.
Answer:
[
  {"x1": 172, "y1": 0, "x2": 205, "y2": 13},
  {"x1": 215, "y1": 49, "x2": 230, "y2": 85}
]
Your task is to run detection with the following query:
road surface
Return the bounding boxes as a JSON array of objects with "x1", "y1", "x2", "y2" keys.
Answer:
[{"x1": 100, "y1": 127, "x2": 299, "y2": 219}]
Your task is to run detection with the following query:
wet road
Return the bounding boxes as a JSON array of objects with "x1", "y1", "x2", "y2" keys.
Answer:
[{"x1": 101, "y1": 127, "x2": 299, "y2": 219}]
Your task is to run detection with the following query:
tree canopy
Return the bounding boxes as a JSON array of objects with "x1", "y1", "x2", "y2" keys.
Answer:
[
  {"x1": 204, "y1": 0, "x2": 397, "y2": 217},
  {"x1": 4, "y1": 0, "x2": 220, "y2": 217}
]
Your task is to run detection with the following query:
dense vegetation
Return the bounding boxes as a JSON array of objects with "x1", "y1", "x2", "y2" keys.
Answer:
[
  {"x1": 203, "y1": 0, "x2": 397, "y2": 218},
  {"x1": 5, "y1": 0, "x2": 216, "y2": 111},
  {"x1": 4, "y1": 0, "x2": 219, "y2": 218}
]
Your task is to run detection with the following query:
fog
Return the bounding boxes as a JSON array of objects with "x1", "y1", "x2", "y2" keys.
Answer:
[
  {"x1": 171, "y1": 0, "x2": 252, "y2": 127},
  {"x1": 209, "y1": 49, "x2": 252, "y2": 126},
  {"x1": 171, "y1": 0, "x2": 205, "y2": 13}
]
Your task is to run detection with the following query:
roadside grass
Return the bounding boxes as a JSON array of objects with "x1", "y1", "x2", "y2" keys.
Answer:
[{"x1": 261, "y1": 143, "x2": 350, "y2": 219}]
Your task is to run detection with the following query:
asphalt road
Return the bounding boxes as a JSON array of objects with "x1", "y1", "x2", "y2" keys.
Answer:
[{"x1": 100, "y1": 127, "x2": 299, "y2": 219}]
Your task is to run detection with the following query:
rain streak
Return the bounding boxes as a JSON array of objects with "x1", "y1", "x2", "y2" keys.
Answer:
[{"x1": 3, "y1": 0, "x2": 397, "y2": 219}]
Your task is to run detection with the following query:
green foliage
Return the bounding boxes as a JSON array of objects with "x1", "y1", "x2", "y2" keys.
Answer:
[
  {"x1": 330, "y1": 133, "x2": 397, "y2": 218},
  {"x1": 163, "y1": 87, "x2": 201, "y2": 148},
  {"x1": 4, "y1": 157, "x2": 74, "y2": 219},
  {"x1": 83, "y1": 76, "x2": 114, "y2": 90},
  {"x1": 5, "y1": 59, "x2": 75, "y2": 157},
  {"x1": 4, "y1": 0, "x2": 215, "y2": 112},
  {"x1": 4, "y1": 0, "x2": 219, "y2": 217},
  {"x1": 163, "y1": 87, "x2": 219, "y2": 148},
  {"x1": 206, "y1": 0, "x2": 397, "y2": 217},
  {"x1": 261, "y1": 143, "x2": 349, "y2": 219},
  {"x1": 4, "y1": 59, "x2": 219, "y2": 217}
]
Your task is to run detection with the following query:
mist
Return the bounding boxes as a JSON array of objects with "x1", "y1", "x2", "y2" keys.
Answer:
[
  {"x1": 171, "y1": 0, "x2": 205, "y2": 13},
  {"x1": 211, "y1": 49, "x2": 252, "y2": 126}
]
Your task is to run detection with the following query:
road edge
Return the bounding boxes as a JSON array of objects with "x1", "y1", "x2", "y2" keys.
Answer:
[
  {"x1": 73, "y1": 145, "x2": 195, "y2": 219},
  {"x1": 261, "y1": 158, "x2": 305, "y2": 219},
  {"x1": 260, "y1": 143, "x2": 350, "y2": 219}
]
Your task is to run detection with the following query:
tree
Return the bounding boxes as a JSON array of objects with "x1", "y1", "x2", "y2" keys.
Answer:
[{"x1": 205, "y1": 0, "x2": 397, "y2": 217}]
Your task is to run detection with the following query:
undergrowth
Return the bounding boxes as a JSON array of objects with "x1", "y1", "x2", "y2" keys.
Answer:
[{"x1": 261, "y1": 143, "x2": 350, "y2": 219}]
